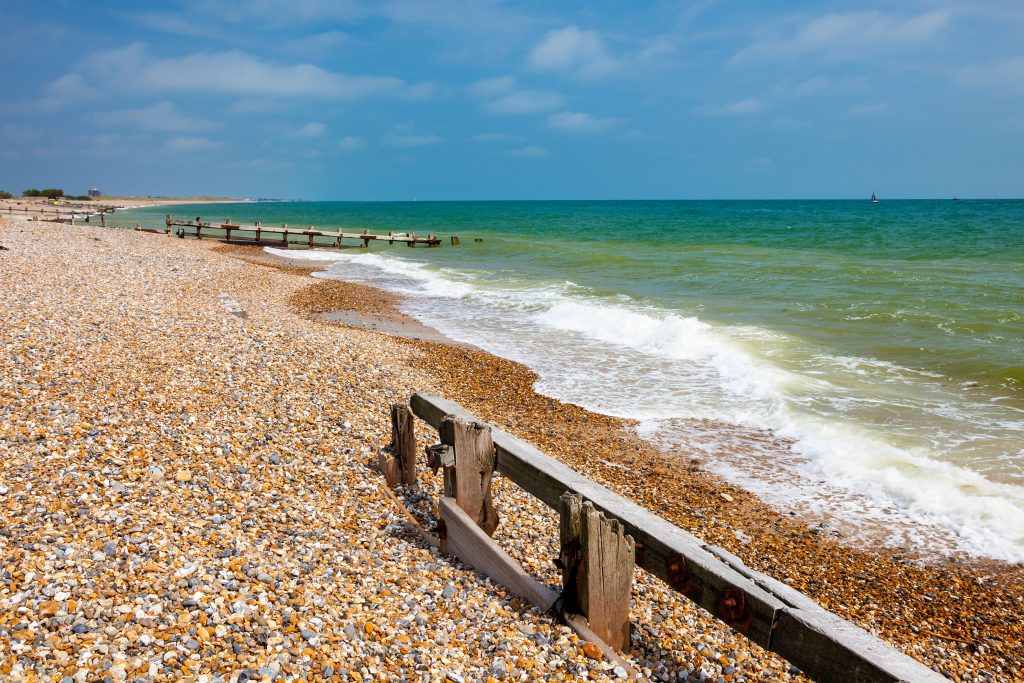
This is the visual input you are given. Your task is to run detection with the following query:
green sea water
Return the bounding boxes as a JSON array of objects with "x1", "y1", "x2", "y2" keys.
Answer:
[{"x1": 121, "y1": 199, "x2": 1024, "y2": 560}]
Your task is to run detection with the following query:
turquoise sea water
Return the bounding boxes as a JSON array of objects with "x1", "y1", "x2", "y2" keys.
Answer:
[{"x1": 122, "y1": 200, "x2": 1024, "y2": 561}]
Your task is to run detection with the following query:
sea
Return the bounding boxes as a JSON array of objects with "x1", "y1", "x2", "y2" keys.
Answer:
[{"x1": 120, "y1": 200, "x2": 1024, "y2": 563}]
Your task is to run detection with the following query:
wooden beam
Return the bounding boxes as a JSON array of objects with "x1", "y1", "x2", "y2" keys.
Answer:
[
  {"x1": 410, "y1": 393, "x2": 946, "y2": 683},
  {"x1": 440, "y1": 496, "x2": 552, "y2": 608},
  {"x1": 384, "y1": 402, "x2": 417, "y2": 489},
  {"x1": 412, "y1": 393, "x2": 780, "y2": 647},
  {"x1": 377, "y1": 451, "x2": 401, "y2": 488},
  {"x1": 560, "y1": 492, "x2": 634, "y2": 651},
  {"x1": 165, "y1": 217, "x2": 442, "y2": 246},
  {"x1": 438, "y1": 417, "x2": 499, "y2": 536},
  {"x1": 438, "y1": 497, "x2": 642, "y2": 679}
]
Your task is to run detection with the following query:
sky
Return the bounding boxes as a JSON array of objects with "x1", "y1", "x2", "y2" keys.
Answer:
[{"x1": 1, "y1": 1, "x2": 1023, "y2": 200}]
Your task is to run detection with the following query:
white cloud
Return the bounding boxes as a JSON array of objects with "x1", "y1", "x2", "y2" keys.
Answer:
[
  {"x1": 956, "y1": 57, "x2": 1024, "y2": 94},
  {"x1": 696, "y1": 98, "x2": 768, "y2": 116},
  {"x1": 771, "y1": 117, "x2": 813, "y2": 129},
  {"x1": 281, "y1": 30, "x2": 349, "y2": 55},
  {"x1": 37, "y1": 73, "x2": 93, "y2": 109},
  {"x1": 383, "y1": 133, "x2": 443, "y2": 147},
  {"x1": 787, "y1": 75, "x2": 869, "y2": 97},
  {"x1": 735, "y1": 10, "x2": 952, "y2": 62},
  {"x1": 473, "y1": 132, "x2": 520, "y2": 142},
  {"x1": 95, "y1": 102, "x2": 216, "y2": 132},
  {"x1": 133, "y1": 11, "x2": 223, "y2": 39},
  {"x1": 794, "y1": 77, "x2": 828, "y2": 96},
  {"x1": 165, "y1": 136, "x2": 221, "y2": 151},
  {"x1": 404, "y1": 82, "x2": 437, "y2": 100},
  {"x1": 39, "y1": 43, "x2": 421, "y2": 107},
  {"x1": 226, "y1": 98, "x2": 284, "y2": 114},
  {"x1": 507, "y1": 145, "x2": 549, "y2": 157},
  {"x1": 140, "y1": 50, "x2": 405, "y2": 98},
  {"x1": 547, "y1": 110, "x2": 621, "y2": 134},
  {"x1": 469, "y1": 75, "x2": 518, "y2": 97},
  {"x1": 529, "y1": 26, "x2": 618, "y2": 79},
  {"x1": 485, "y1": 90, "x2": 565, "y2": 114},
  {"x1": 339, "y1": 136, "x2": 366, "y2": 150},
  {"x1": 848, "y1": 102, "x2": 888, "y2": 115},
  {"x1": 190, "y1": 0, "x2": 366, "y2": 26},
  {"x1": 291, "y1": 122, "x2": 327, "y2": 138}
]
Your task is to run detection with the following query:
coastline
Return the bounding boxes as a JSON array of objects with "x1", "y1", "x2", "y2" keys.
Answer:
[
  {"x1": 101, "y1": 196, "x2": 247, "y2": 209},
  {"x1": 1, "y1": 219, "x2": 1020, "y2": 682},
  {"x1": 237, "y1": 243, "x2": 1024, "y2": 677}
]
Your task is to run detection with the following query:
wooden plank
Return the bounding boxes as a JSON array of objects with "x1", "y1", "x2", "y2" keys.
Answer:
[
  {"x1": 410, "y1": 394, "x2": 946, "y2": 682},
  {"x1": 377, "y1": 451, "x2": 400, "y2": 488},
  {"x1": 561, "y1": 493, "x2": 635, "y2": 651},
  {"x1": 166, "y1": 218, "x2": 436, "y2": 244},
  {"x1": 391, "y1": 402, "x2": 417, "y2": 489},
  {"x1": 438, "y1": 497, "x2": 642, "y2": 679},
  {"x1": 411, "y1": 392, "x2": 780, "y2": 648},
  {"x1": 439, "y1": 417, "x2": 499, "y2": 535},
  {"x1": 772, "y1": 608, "x2": 947, "y2": 683},
  {"x1": 440, "y1": 496, "x2": 555, "y2": 609}
]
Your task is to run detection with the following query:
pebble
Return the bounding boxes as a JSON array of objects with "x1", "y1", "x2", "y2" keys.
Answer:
[{"x1": 0, "y1": 215, "x2": 1015, "y2": 683}]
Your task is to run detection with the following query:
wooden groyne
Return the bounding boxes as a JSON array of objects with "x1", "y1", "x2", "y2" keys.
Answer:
[
  {"x1": 381, "y1": 393, "x2": 946, "y2": 683},
  {"x1": 4, "y1": 201, "x2": 120, "y2": 223},
  {"x1": 166, "y1": 215, "x2": 443, "y2": 248},
  {"x1": 5, "y1": 201, "x2": 120, "y2": 213}
]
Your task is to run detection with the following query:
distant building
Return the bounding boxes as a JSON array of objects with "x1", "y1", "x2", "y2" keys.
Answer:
[{"x1": 88, "y1": 188, "x2": 102, "y2": 197}]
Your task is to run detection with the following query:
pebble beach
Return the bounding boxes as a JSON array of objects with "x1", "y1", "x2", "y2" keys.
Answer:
[{"x1": 1, "y1": 217, "x2": 1022, "y2": 682}]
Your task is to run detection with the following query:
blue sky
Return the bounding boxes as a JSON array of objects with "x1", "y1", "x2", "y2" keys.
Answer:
[{"x1": 1, "y1": 1, "x2": 1022, "y2": 199}]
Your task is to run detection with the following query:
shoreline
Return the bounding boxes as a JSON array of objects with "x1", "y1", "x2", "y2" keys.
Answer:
[
  {"x1": 1, "y1": 220, "x2": 1020, "y2": 681},
  {"x1": 239, "y1": 246, "x2": 1024, "y2": 676},
  {"x1": 264, "y1": 248, "x2": 1013, "y2": 559}
]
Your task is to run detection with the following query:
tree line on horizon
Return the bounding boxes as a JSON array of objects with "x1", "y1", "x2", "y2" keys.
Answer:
[{"x1": 0, "y1": 188, "x2": 94, "y2": 201}]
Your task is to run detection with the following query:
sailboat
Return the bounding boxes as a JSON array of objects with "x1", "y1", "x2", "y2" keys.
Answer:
[{"x1": 871, "y1": 192, "x2": 878, "y2": 203}]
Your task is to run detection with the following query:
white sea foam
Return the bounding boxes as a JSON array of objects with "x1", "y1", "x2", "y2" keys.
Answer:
[
  {"x1": 265, "y1": 247, "x2": 347, "y2": 262},
  {"x1": 303, "y1": 247, "x2": 1024, "y2": 562}
]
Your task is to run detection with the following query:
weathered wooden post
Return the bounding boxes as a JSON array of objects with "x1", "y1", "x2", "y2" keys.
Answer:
[
  {"x1": 378, "y1": 403, "x2": 417, "y2": 489},
  {"x1": 559, "y1": 492, "x2": 635, "y2": 651},
  {"x1": 434, "y1": 416, "x2": 499, "y2": 536}
]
